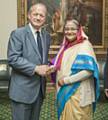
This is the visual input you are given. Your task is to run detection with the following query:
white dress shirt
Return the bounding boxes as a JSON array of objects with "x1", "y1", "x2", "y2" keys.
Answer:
[{"x1": 29, "y1": 23, "x2": 42, "y2": 45}]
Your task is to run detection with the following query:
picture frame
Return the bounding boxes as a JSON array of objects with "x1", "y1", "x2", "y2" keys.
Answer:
[{"x1": 17, "y1": 0, "x2": 106, "y2": 56}]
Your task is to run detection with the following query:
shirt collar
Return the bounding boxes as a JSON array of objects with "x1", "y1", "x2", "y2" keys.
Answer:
[{"x1": 29, "y1": 23, "x2": 42, "y2": 34}]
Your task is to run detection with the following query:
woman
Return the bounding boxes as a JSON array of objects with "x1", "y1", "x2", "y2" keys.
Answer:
[{"x1": 51, "y1": 16, "x2": 100, "y2": 120}]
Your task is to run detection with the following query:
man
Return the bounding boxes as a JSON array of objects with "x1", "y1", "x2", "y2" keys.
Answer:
[
  {"x1": 104, "y1": 49, "x2": 108, "y2": 98},
  {"x1": 7, "y1": 3, "x2": 51, "y2": 120}
]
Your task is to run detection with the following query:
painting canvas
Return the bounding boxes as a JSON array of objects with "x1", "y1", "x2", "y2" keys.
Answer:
[{"x1": 18, "y1": 0, "x2": 104, "y2": 46}]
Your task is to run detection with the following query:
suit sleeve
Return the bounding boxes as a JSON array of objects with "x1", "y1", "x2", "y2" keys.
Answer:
[
  {"x1": 104, "y1": 49, "x2": 108, "y2": 89},
  {"x1": 7, "y1": 31, "x2": 36, "y2": 76}
]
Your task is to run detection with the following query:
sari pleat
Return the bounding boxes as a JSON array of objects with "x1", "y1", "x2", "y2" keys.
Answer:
[{"x1": 60, "y1": 88, "x2": 92, "y2": 120}]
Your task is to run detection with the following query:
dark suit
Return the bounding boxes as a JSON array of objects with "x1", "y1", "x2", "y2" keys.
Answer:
[
  {"x1": 104, "y1": 49, "x2": 108, "y2": 89},
  {"x1": 7, "y1": 24, "x2": 51, "y2": 120}
]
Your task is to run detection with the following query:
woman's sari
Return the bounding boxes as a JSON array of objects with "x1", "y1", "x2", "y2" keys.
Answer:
[
  {"x1": 55, "y1": 40, "x2": 100, "y2": 120},
  {"x1": 51, "y1": 26, "x2": 100, "y2": 120}
]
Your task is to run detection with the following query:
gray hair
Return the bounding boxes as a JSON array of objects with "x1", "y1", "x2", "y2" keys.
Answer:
[{"x1": 28, "y1": 3, "x2": 47, "y2": 15}]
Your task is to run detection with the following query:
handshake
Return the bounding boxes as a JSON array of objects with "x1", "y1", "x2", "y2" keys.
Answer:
[{"x1": 35, "y1": 65, "x2": 56, "y2": 76}]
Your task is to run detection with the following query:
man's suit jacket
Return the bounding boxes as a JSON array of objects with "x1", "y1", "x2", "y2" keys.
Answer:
[
  {"x1": 104, "y1": 49, "x2": 108, "y2": 89},
  {"x1": 7, "y1": 24, "x2": 51, "y2": 104}
]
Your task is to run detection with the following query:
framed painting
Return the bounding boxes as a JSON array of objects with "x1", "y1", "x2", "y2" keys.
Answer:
[{"x1": 17, "y1": 0, "x2": 105, "y2": 49}]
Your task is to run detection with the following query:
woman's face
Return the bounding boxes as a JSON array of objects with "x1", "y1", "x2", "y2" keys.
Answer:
[{"x1": 64, "y1": 20, "x2": 78, "y2": 42}]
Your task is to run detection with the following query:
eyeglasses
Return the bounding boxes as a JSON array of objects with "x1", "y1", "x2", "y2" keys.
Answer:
[{"x1": 64, "y1": 27, "x2": 78, "y2": 31}]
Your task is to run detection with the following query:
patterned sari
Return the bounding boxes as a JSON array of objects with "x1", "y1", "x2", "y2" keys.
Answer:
[{"x1": 57, "y1": 48, "x2": 99, "y2": 120}]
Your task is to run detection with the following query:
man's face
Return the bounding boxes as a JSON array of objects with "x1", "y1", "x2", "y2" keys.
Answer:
[
  {"x1": 28, "y1": 4, "x2": 46, "y2": 30},
  {"x1": 64, "y1": 20, "x2": 78, "y2": 42}
]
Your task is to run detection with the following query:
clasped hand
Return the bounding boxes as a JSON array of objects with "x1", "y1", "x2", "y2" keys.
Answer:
[{"x1": 35, "y1": 65, "x2": 56, "y2": 76}]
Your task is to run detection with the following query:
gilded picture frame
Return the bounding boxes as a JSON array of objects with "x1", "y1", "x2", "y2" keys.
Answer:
[{"x1": 17, "y1": 0, "x2": 105, "y2": 50}]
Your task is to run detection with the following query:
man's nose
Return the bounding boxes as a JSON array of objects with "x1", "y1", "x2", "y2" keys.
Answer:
[{"x1": 37, "y1": 15, "x2": 41, "y2": 20}]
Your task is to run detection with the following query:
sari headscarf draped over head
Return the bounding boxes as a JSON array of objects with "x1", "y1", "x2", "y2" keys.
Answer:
[{"x1": 54, "y1": 23, "x2": 86, "y2": 70}]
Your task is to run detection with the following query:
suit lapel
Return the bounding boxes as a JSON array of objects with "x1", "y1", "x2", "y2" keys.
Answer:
[{"x1": 25, "y1": 25, "x2": 42, "y2": 62}]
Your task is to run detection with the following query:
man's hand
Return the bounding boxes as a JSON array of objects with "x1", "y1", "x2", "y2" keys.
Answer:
[
  {"x1": 105, "y1": 89, "x2": 108, "y2": 98},
  {"x1": 35, "y1": 65, "x2": 50, "y2": 76}
]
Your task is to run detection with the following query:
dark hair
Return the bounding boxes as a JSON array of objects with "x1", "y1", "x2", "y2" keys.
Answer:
[{"x1": 62, "y1": 10, "x2": 82, "y2": 33}]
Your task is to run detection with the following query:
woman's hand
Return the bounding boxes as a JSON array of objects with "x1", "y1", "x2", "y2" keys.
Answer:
[
  {"x1": 58, "y1": 79, "x2": 65, "y2": 86},
  {"x1": 46, "y1": 65, "x2": 56, "y2": 75},
  {"x1": 105, "y1": 89, "x2": 108, "y2": 98}
]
